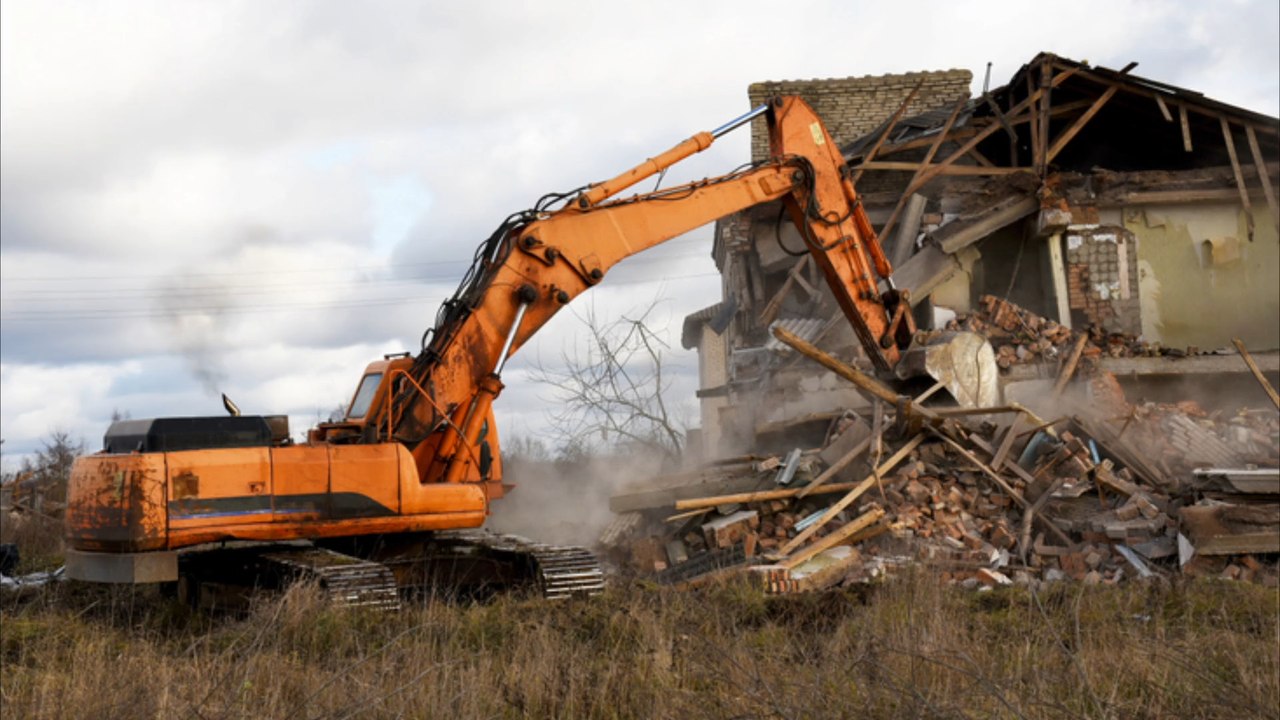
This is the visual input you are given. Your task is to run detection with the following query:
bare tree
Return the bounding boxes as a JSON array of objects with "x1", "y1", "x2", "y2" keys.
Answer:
[
  {"x1": 533, "y1": 303, "x2": 685, "y2": 463},
  {"x1": 16, "y1": 430, "x2": 84, "y2": 506}
]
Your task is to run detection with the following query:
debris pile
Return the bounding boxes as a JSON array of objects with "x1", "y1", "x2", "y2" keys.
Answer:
[
  {"x1": 938, "y1": 295, "x2": 1207, "y2": 370},
  {"x1": 602, "y1": 319, "x2": 1280, "y2": 593}
]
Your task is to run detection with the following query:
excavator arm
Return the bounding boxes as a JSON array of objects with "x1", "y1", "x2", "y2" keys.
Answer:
[{"x1": 365, "y1": 96, "x2": 915, "y2": 486}]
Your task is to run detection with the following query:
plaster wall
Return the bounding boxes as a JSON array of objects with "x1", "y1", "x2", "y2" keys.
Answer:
[{"x1": 1127, "y1": 203, "x2": 1279, "y2": 350}]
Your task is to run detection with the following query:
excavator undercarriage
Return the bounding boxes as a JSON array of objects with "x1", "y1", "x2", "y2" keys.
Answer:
[{"x1": 171, "y1": 532, "x2": 605, "y2": 612}]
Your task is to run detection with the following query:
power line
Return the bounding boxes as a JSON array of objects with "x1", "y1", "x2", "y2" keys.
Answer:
[
  {"x1": 0, "y1": 271, "x2": 720, "y2": 322},
  {"x1": 0, "y1": 235, "x2": 714, "y2": 284},
  {"x1": 0, "y1": 250, "x2": 715, "y2": 302}
]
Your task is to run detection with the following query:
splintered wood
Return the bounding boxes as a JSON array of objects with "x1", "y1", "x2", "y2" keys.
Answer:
[{"x1": 602, "y1": 296, "x2": 1279, "y2": 594}]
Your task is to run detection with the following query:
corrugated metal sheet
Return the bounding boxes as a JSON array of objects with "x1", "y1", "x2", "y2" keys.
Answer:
[{"x1": 763, "y1": 317, "x2": 826, "y2": 352}]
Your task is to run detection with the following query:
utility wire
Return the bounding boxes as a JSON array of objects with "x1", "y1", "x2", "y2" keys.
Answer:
[{"x1": 0, "y1": 271, "x2": 720, "y2": 322}]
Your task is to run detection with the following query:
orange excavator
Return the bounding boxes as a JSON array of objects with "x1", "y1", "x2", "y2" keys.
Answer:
[{"x1": 64, "y1": 96, "x2": 929, "y2": 607}]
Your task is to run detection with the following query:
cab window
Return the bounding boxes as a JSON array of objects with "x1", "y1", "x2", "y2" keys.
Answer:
[{"x1": 346, "y1": 373, "x2": 383, "y2": 419}]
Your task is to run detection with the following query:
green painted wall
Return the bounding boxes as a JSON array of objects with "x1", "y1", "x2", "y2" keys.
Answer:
[{"x1": 1128, "y1": 203, "x2": 1279, "y2": 351}]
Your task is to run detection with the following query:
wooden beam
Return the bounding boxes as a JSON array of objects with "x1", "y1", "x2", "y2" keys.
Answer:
[
  {"x1": 758, "y1": 255, "x2": 810, "y2": 325},
  {"x1": 848, "y1": 79, "x2": 923, "y2": 187},
  {"x1": 871, "y1": 95, "x2": 968, "y2": 243},
  {"x1": 1244, "y1": 125, "x2": 1280, "y2": 232},
  {"x1": 1232, "y1": 338, "x2": 1280, "y2": 409},
  {"x1": 1047, "y1": 85, "x2": 1118, "y2": 162},
  {"x1": 899, "y1": 67, "x2": 1079, "y2": 200},
  {"x1": 982, "y1": 92, "x2": 1019, "y2": 143},
  {"x1": 1221, "y1": 117, "x2": 1256, "y2": 239},
  {"x1": 776, "y1": 434, "x2": 925, "y2": 556},
  {"x1": 1052, "y1": 333, "x2": 1090, "y2": 397},
  {"x1": 1037, "y1": 60, "x2": 1053, "y2": 176},
  {"x1": 1153, "y1": 93, "x2": 1174, "y2": 122},
  {"x1": 772, "y1": 325, "x2": 939, "y2": 417},
  {"x1": 855, "y1": 161, "x2": 1032, "y2": 176},
  {"x1": 1027, "y1": 72, "x2": 1041, "y2": 172},
  {"x1": 780, "y1": 507, "x2": 886, "y2": 570},
  {"x1": 990, "y1": 413, "x2": 1025, "y2": 473},
  {"x1": 1004, "y1": 99, "x2": 1097, "y2": 127},
  {"x1": 1179, "y1": 104, "x2": 1193, "y2": 152},
  {"x1": 795, "y1": 434, "x2": 872, "y2": 498},
  {"x1": 966, "y1": 148, "x2": 997, "y2": 167}
]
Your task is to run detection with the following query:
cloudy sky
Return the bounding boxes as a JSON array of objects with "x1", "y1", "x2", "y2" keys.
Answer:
[{"x1": 2, "y1": 0, "x2": 1277, "y2": 469}]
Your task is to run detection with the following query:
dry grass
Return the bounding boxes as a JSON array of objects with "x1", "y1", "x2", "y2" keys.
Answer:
[{"x1": 2, "y1": 569, "x2": 1277, "y2": 720}]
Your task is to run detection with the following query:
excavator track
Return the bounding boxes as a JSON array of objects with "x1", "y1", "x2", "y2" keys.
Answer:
[
  {"x1": 366, "y1": 530, "x2": 606, "y2": 601},
  {"x1": 175, "y1": 532, "x2": 605, "y2": 611},
  {"x1": 260, "y1": 548, "x2": 401, "y2": 611},
  {"x1": 447, "y1": 531, "x2": 607, "y2": 600}
]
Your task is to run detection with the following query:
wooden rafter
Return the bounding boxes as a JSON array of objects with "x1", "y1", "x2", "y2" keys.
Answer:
[
  {"x1": 1179, "y1": 104, "x2": 1193, "y2": 152},
  {"x1": 1244, "y1": 125, "x2": 1280, "y2": 232},
  {"x1": 895, "y1": 67, "x2": 1079, "y2": 200},
  {"x1": 847, "y1": 79, "x2": 924, "y2": 187},
  {"x1": 1221, "y1": 117, "x2": 1256, "y2": 239},
  {"x1": 1052, "y1": 60, "x2": 1280, "y2": 137},
  {"x1": 1047, "y1": 85, "x2": 1118, "y2": 162}
]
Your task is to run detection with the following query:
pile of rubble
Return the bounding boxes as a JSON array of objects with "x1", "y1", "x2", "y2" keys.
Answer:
[
  {"x1": 938, "y1": 295, "x2": 1208, "y2": 370},
  {"x1": 601, "y1": 320, "x2": 1279, "y2": 593}
]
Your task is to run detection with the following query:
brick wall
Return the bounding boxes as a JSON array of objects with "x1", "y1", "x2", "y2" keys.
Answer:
[
  {"x1": 747, "y1": 70, "x2": 973, "y2": 162},
  {"x1": 1064, "y1": 227, "x2": 1142, "y2": 334}
]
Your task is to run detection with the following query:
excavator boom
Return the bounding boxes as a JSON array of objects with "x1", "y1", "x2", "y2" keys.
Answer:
[{"x1": 374, "y1": 96, "x2": 913, "y2": 488}]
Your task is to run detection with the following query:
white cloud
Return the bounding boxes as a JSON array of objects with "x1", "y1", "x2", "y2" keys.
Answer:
[{"x1": 1, "y1": 0, "x2": 1276, "y2": 472}]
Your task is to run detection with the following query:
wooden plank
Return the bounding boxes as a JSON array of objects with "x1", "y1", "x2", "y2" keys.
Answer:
[
  {"x1": 1047, "y1": 85, "x2": 1118, "y2": 162},
  {"x1": 1244, "y1": 125, "x2": 1280, "y2": 232},
  {"x1": 1052, "y1": 333, "x2": 1090, "y2": 397},
  {"x1": 780, "y1": 507, "x2": 886, "y2": 570},
  {"x1": 1153, "y1": 93, "x2": 1174, "y2": 122},
  {"x1": 1221, "y1": 117, "x2": 1254, "y2": 226},
  {"x1": 776, "y1": 435, "x2": 925, "y2": 556},
  {"x1": 1179, "y1": 104, "x2": 1193, "y2": 152},
  {"x1": 610, "y1": 475, "x2": 768, "y2": 513},
  {"x1": 990, "y1": 412, "x2": 1025, "y2": 473},
  {"x1": 1232, "y1": 338, "x2": 1280, "y2": 409},
  {"x1": 1048, "y1": 233, "x2": 1072, "y2": 327},
  {"x1": 848, "y1": 79, "x2": 923, "y2": 187},
  {"x1": 674, "y1": 474, "x2": 891, "y2": 511},
  {"x1": 758, "y1": 256, "x2": 810, "y2": 325},
  {"x1": 796, "y1": 434, "x2": 872, "y2": 498}
]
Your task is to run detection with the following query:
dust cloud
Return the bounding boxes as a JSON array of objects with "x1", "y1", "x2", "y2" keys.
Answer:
[{"x1": 487, "y1": 449, "x2": 667, "y2": 547}]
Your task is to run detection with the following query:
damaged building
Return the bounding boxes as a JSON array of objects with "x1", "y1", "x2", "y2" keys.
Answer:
[{"x1": 683, "y1": 52, "x2": 1280, "y2": 460}]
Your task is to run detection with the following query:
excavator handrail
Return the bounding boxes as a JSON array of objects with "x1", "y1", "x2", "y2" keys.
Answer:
[{"x1": 381, "y1": 367, "x2": 480, "y2": 471}]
